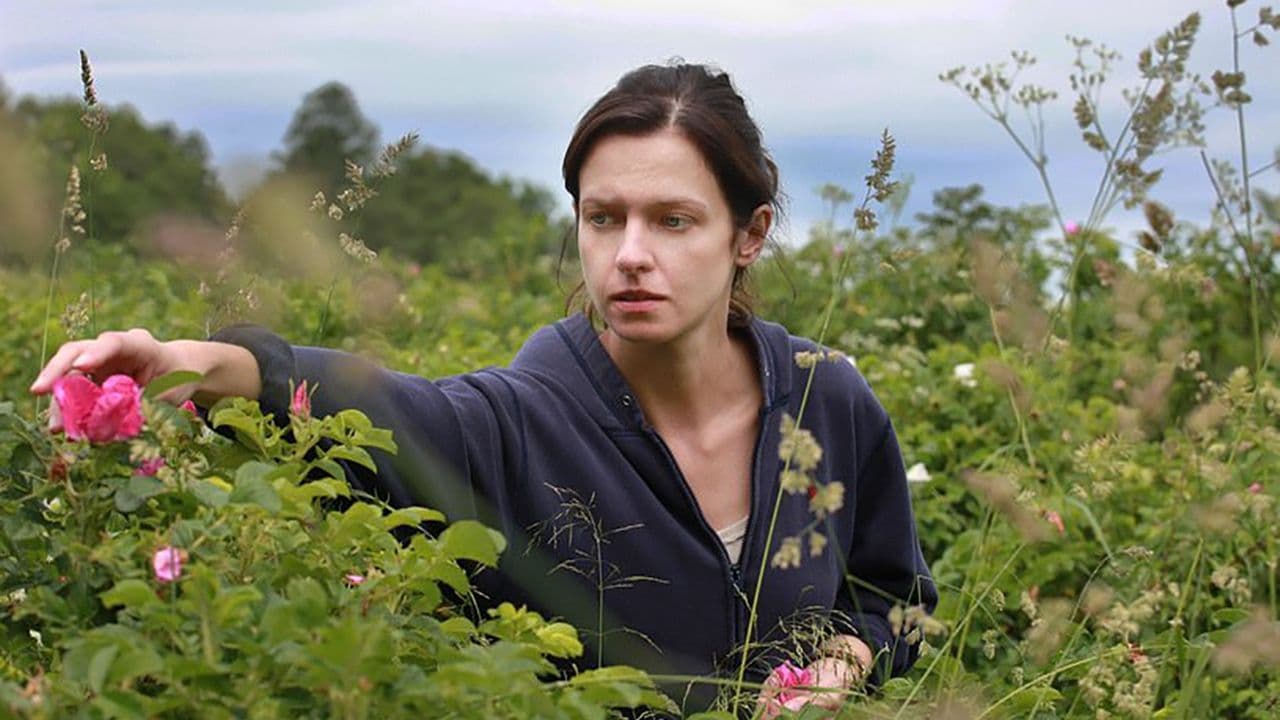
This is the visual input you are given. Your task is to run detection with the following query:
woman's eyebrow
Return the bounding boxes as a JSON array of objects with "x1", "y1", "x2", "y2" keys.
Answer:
[{"x1": 579, "y1": 195, "x2": 708, "y2": 212}]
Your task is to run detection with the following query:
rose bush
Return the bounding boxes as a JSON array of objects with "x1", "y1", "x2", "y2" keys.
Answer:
[{"x1": 0, "y1": 385, "x2": 671, "y2": 718}]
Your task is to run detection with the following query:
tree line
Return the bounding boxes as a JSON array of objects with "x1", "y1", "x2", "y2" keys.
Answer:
[{"x1": 0, "y1": 78, "x2": 566, "y2": 272}]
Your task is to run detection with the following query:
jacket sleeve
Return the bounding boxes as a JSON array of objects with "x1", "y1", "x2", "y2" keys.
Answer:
[
  {"x1": 206, "y1": 324, "x2": 511, "y2": 524},
  {"x1": 832, "y1": 417, "x2": 938, "y2": 685}
]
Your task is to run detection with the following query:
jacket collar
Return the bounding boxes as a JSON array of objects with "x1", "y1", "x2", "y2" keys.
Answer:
[{"x1": 541, "y1": 313, "x2": 792, "y2": 430}]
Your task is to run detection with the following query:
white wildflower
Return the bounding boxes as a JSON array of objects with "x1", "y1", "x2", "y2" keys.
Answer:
[
  {"x1": 953, "y1": 362, "x2": 977, "y2": 388},
  {"x1": 906, "y1": 462, "x2": 931, "y2": 484}
]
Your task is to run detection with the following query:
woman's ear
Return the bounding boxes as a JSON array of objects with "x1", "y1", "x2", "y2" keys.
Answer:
[{"x1": 734, "y1": 204, "x2": 773, "y2": 267}]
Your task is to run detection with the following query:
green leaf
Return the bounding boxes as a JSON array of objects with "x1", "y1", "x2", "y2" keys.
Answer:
[
  {"x1": 440, "y1": 520, "x2": 506, "y2": 566},
  {"x1": 229, "y1": 461, "x2": 282, "y2": 513},
  {"x1": 95, "y1": 690, "x2": 149, "y2": 720},
  {"x1": 114, "y1": 475, "x2": 167, "y2": 513},
  {"x1": 535, "y1": 622, "x2": 584, "y2": 659},
  {"x1": 311, "y1": 457, "x2": 348, "y2": 481},
  {"x1": 279, "y1": 478, "x2": 350, "y2": 507},
  {"x1": 143, "y1": 370, "x2": 203, "y2": 400},
  {"x1": 87, "y1": 644, "x2": 119, "y2": 694},
  {"x1": 214, "y1": 586, "x2": 263, "y2": 627},
  {"x1": 189, "y1": 478, "x2": 230, "y2": 508},
  {"x1": 1212, "y1": 608, "x2": 1251, "y2": 626},
  {"x1": 325, "y1": 445, "x2": 377, "y2": 471},
  {"x1": 100, "y1": 579, "x2": 160, "y2": 611},
  {"x1": 438, "y1": 616, "x2": 477, "y2": 642},
  {"x1": 211, "y1": 407, "x2": 259, "y2": 437},
  {"x1": 1005, "y1": 685, "x2": 1063, "y2": 715},
  {"x1": 381, "y1": 506, "x2": 445, "y2": 531},
  {"x1": 880, "y1": 676, "x2": 913, "y2": 700}
]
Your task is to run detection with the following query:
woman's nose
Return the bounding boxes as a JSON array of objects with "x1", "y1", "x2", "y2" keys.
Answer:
[{"x1": 615, "y1": 222, "x2": 654, "y2": 273}]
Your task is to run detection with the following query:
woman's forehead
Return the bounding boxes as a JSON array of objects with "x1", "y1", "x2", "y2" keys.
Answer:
[{"x1": 578, "y1": 130, "x2": 725, "y2": 209}]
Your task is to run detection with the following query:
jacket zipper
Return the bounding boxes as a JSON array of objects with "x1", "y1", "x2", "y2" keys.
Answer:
[
  {"x1": 644, "y1": 429, "x2": 743, "y2": 649},
  {"x1": 644, "y1": 400, "x2": 772, "y2": 659}
]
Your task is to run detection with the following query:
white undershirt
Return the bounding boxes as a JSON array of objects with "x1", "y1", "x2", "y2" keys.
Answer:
[{"x1": 716, "y1": 515, "x2": 750, "y2": 565}]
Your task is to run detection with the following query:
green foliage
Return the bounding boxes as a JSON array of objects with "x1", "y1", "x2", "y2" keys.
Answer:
[
  {"x1": 358, "y1": 147, "x2": 567, "y2": 269},
  {"x1": 0, "y1": 394, "x2": 666, "y2": 718},
  {"x1": 0, "y1": 97, "x2": 232, "y2": 262}
]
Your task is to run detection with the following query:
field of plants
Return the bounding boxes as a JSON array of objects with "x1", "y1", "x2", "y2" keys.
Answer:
[{"x1": 2, "y1": 2, "x2": 1278, "y2": 718}]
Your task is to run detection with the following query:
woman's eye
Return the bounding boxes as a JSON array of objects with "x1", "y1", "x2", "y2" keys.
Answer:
[
  {"x1": 662, "y1": 215, "x2": 691, "y2": 229},
  {"x1": 586, "y1": 213, "x2": 611, "y2": 227}
]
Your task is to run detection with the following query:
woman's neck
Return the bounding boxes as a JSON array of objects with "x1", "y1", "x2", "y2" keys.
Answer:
[{"x1": 600, "y1": 322, "x2": 757, "y2": 430}]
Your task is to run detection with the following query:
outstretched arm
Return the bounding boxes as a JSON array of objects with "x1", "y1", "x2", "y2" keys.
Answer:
[{"x1": 30, "y1": 328, "x2": 263, "y2": 424}]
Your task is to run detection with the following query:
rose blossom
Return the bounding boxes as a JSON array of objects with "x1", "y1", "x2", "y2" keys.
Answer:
[
  {"x1": 52, "y1": 374, "x2": 143, "y2": 443},
  {"x1": 152, "y1": 546, "x2": 184, "y2": 583},
  {"x1": 768, "y1": 661, "x2": 814, "y2": 705},
  {"x1": 290, "y1": 380, "x2": 311, "y2": 419},
  {"x1": 344, "y1": 573, "x2": 366, "y2": 586}
]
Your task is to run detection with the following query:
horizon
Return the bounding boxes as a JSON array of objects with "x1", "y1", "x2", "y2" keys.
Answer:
[{"x1": 3, "y1": 0, "x2": 1277, "y2": 245}]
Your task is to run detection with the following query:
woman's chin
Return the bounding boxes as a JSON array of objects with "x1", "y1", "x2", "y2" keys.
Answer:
[{"x1": 603, "y1": 313, "x2": 679, "y2": 345}]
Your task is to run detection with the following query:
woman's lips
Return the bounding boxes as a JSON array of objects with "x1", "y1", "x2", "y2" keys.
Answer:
[
  {"x1": 613, "y1": 298, "x2": 662, "y2": 313},
  {"x1": 609, "y1": 292, "x2": 665, "y2": 313}
]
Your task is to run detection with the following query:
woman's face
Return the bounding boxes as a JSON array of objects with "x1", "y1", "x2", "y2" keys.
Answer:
[{"x1": 576, "y1": 129, "x2": 765, "y2": 347}]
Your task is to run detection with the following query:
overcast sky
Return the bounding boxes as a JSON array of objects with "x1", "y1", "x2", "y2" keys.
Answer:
[{"x1": 3, "y1": 0, "x2": 1277, "y2": 244}]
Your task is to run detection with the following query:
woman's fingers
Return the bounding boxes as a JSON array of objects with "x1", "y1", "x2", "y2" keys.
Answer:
[
  {"x1": 30, "y1": 329, "x2": 159, "y2": 395},
  {"x1": 29, "y1": 339, "x2": 97, "y2": 394}
]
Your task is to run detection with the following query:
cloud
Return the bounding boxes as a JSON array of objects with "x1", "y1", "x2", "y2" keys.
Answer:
[{"x1": 2, "y1": 0, "x2": 1271, "y2": 241}]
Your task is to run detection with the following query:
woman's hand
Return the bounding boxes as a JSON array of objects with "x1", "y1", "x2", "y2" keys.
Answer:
[
  {"x1": 755, "y1": 635, "x2": 872, "y2": 718},
  {"x1": 30, "y1": 329, "x2": 261, "y2": 429}
]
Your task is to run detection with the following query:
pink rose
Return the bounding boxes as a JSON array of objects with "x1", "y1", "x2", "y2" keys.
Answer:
[
  {"x1": 1065, "y1": 221, "x2": 1081, "y2": 235},
  {"x1": 152, "y1": 546, "x2": 184, "y2": 583},
  {"x1": 344, "y1": 573, "x2": 366, "y2": 586},
  {"x1": 1248, "y1": 482, "x2": 1262, "y2": 495},
  {"x1": 290, "y1": 380, "x2": 311, "y2": 420},
  {"x1": 179, "y1": 400, "x2": 198, "y2": 416},
  {"x1": 768, "y1": 661, "x2": 814, "y2": 705},
  {"x1": 52, "y1": 374, "x2": 143, "y2": 443},
  {"x1": 135, "y1": 457, "x2": 166, "y2": 477}
]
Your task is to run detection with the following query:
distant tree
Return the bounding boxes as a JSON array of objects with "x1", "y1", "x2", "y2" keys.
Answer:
[
  {"x1": 4, "y1": 97, "x2": 231, "y2": 258},
  {"x1": 275, "y1": 82, "x2": 379, "y2": 196},
  {"x1": 358, "y1": 147, "x2": 563, "y2": 267}
]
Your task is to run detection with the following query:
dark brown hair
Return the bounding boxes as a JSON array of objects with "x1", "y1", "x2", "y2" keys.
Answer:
[{"x1": 560, "y1": 62, "x2": 782, "y2": 329}]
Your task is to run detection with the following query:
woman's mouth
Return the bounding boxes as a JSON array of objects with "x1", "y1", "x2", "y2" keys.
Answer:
[{"x1": 609, "y1": 290, "x2": 666, "y2": 313}]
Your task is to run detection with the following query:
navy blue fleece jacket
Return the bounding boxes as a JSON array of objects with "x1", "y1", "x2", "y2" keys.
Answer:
[{"x1": 210, "y1": 313, "x2": 936, "y2": 710}]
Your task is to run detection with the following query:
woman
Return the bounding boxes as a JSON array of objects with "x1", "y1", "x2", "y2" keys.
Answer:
[{"x1": 30, "y1": 63, "x2": 936, "y2": 715}]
